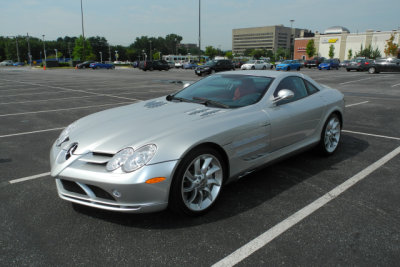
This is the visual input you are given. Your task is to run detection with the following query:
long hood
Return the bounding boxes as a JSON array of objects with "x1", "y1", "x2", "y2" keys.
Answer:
[{"x1": 67, "y1": 97, "x2": 229, "y2": 155}]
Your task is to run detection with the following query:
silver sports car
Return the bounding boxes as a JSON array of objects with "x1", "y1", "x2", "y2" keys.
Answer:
[{"x1": 50, "y1": 71, "x2": 344, "y2": 216}]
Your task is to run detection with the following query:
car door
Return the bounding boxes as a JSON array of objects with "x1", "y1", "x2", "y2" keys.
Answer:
[{"x1": 267, "y1": 76, "x2": 326, "y2": 151}]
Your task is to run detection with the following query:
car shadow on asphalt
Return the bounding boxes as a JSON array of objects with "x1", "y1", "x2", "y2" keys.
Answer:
[{"x1": 72, "y1": 134, "x2": 368, "y2": 228}]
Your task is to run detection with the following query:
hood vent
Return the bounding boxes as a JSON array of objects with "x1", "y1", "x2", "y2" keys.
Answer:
[{"x1": 145, "y1": 100, "x2": 168, "y2": 108}]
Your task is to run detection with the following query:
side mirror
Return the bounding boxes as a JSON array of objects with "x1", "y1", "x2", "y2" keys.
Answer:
[{"x1": 272, "y1": 89, "x2": 294, "y2": 104}]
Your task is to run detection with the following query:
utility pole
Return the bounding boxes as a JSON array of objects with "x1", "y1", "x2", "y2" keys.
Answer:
[
  {"x1": 290, "y1": 19, "x2": 295, "y2": 59},
  {"x1": 108, "y1": 44, "x2": 111, "y2": 62},
  {"x1": 26, "y1": 33, "x2": 32, "y2": 66},
  {"x1": 68, "y1": 42, "x2": 72, "y2": 66}
]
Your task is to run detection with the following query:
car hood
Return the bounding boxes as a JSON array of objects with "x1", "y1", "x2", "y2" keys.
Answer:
[
  {"x1": 65, "y1": 97, "x2": 230, "y2": 155},
  {"x1": 277, "y1": 64, "x2": 289, "y2": 67}
]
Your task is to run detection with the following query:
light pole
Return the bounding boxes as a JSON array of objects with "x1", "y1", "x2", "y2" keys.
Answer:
[
  {"x1": 198, "y1": 0, "x2": 201, "y2": 62},
  {"x1": 99, "y1": 51, "x2": 102, "y2": 63},
  {"x1": 26, "y1": 33, "x2": 32, "y2": 66},
  {"x1": 80, "y1": 0, "x2": 85, "y2": 61},
  {"x1": 7, "y1": 36, "x2": 20, "y2": 62},
  {"x1": 149, "y1": 40, "x2": 152, "y2": 61},
  {"x1": 54, "y1": 49, "x2": 58, "y2": 61},
  {"x1": 114, "y1": 50, "x2": 118, "y2": 61},
  {"x1": 42, "y1": 35, "x2": 47, "y2": 68},
  {"x1": 290, "y1": 19, "x2": 295, "y2": 59}
]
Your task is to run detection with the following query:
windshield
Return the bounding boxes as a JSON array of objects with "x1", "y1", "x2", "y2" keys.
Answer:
[
  {"x1": 282, "y1": 60, "x2": 292, "y2": 64},
  {"x1": 247, "y1": 60, "x2": 256, "y2": 64},
  {"x1": 171, "y1": 74, "x2": 273, "y2": 108},
  {"x1": 204, "y1": 60, "x2": 217, "y2": 66}
]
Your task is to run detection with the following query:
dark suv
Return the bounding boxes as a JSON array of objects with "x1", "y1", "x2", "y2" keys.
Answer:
[
  {"x1": 304, "y1": 57, "x2": 325, "y2": 68},
  {"x1": 139, "y1": 60, "x2": 170, "y2": 71},
  {"x1": 195, "y1": 59, "x2": 234, "y2": 76},
  {"x1": 346, "y1": 58, "x2": 373, "y2": 72}
]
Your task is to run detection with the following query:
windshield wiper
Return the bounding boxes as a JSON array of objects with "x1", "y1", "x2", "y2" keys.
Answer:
[
  {"x1": 166, "y1": 95, "x2": 193, "y2": 103},
  {"x1": 192, "y1": 97, "x2": 230, "y2": 109}
]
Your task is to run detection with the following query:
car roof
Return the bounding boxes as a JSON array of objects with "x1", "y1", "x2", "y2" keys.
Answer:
[{"x1": 218, "y1": 70, "x2": 304, "y2": 79}]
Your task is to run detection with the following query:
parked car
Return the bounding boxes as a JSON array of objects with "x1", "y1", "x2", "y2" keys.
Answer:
[
  {"x1": 195, "y1": 59, "x2": 234, "y2": 76},
  {"x1": 167, "y1": 61, "x2": 175, "y2": 69},
  {"x1": 0, "y1": 60, "x2": 14, "y2": 66},
  {"x1": 232, "y1": 60, "x2": 246, "y2": 68},
  {"x1": 175, "y1": 61, "x2": 184, "y2": 68},
  {"x1": 139, "y1": 60, "x2": 170, "y2": 71},
  {"x1": 346, "y1": 59, "x2": 373, "y2": 72},
  {"x1": 368, "y1": 58, "x2": 400, "y2": 74},
  {"x1": 318, "y1": 59, "x2": 340, "y2": 70},
  {"x1": 304, "y1": 57, "x2": 325, "y2": 68},
  {"x1": 241, "y1": 60, "x2": 273, "y2": 70},
  {"x1": 76, "y1": 61, "x2": 95, "y2": 69},
  {"x1": 339, "y1": 60, "x2": 351, "y2": 68},
  {"x1": 90, "y1": 62, "x2": 115, "y2": 69},
  {"x1": 275, "y1": 60, "x2": 301, "y2": 71},
  {"x1": 183, "y1": 61, "x2": 199, "y2": 69},
  {"x1": 13, "y1": 62, "x2": 25, "y2": 66},
  {"x1": 50, "y1": 70, "x2": 344, "y2": 216}
]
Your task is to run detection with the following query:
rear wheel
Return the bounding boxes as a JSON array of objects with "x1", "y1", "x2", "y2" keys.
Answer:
[
  {"x1": 346, "y1": 69, "x2": 350, "y2": 72},
  {"x1": 318, "y1": 114, "x2": 341, "y2": 156},
  {"x1": 262, "y1": 66, "x2": 266, "y2": 70},
  {"x1": 251, "y1": 66, "x2": 255, "y2": 70},
  {"x1": 169, "y1": 147, "x2": 226, "y2": 216},
  {"x1": 368, "y1": 67, "x2": 377, "y2": 74},
  {"x1": 286, "y1": 67, "x2": 290, "y2": 71}
]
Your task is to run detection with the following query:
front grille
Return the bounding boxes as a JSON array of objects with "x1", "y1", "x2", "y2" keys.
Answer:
[
  {"x1": 60, "y1": 179, "x2": 116, "y2": 201},
  {"x1": 61, "y1": 179, "x2": 85, "y2": 194}
]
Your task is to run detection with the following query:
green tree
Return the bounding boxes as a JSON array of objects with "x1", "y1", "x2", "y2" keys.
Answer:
[
  {"x1": 243, "y1": 48, "x2": 253, "y2": 57},
  {"x1": 225, "y1": 51, "x2": 233, "y2": 59},
  {"x1": 306, "y1": 39, "x2": 316, "y2": 58},
  {"x1": 250, "y1": 49, "x2": 264, "y2": 59},
  {"x1": 384, "y1": 33, "x2": 399, "y2": 57},
  {"x1": 88, "y1": 36, "x2": 109, "y2": 61},
  {"x1": 347, "y1": 49, "x2": 353, "y2": 60},
  {"x1": 205, "y1": 46, "x2": 218, "y2": 59},
  {"x1": 72, "y1": 36, "x2": 95, "y2": 61},
  {"x1": 328, "y1": 45, "x2": 335, "y2": 58}
]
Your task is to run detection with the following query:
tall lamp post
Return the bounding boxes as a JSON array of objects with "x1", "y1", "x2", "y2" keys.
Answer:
[
  {"x1": 149, "y1": 40, "x2": 152, "y2": 60},
  {"x1": 198, "y1": 0, "x2": 201, "y2": 62},
  {"x1": 42, "y1": 35, "x2": 47, "y2": 68},
  {"x1": 115, "y1": 50, "x2": 118, "y2": 62},
  {"x1": 99, "y1": 51, "x2": 102, "y2": 63},
  {"x1": 7, "y1": 36, "x2": 20, "y2": 63},
  {"x1": 80, "y1": 0, "x2": 85, "y2": 61},
  {"x1": 26, "y1": 33, "x2": 32, "y2": 66},
  {"x1": 290, "y1": 19, "x2": 295, "y2": 59},
  {"x1": 54, "y1": 49, "x2": 58, "y2": 61}
]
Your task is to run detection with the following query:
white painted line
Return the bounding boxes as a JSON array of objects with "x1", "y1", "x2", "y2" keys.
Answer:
[
  {"x1": 391, "y1": 83, "x2": 400, "y2": 87},
  {"x1": 212, "y1": 145, "x2": 400, "y2": 267},
  {"x1": 0, "y1": 101, "x2": 134, "y2": 117},
  {"x1": 345, "y1": 101, "x2": 369, "y2": 107},
  {"x1": 9, "y1": 172, "x2": 50, "y2": 184},
  {"x1": 0, "y1": 95, "x2": 97, "y2": 105},
  {"x1": 343, "y1": 130, "x2": 400, "y2": 141},
  {"x1": 0, "y1": 127, "x2": 64, "y2": 138},
  {"x1": 339, "y1": 77, "x2": 373, "y2": 85}
]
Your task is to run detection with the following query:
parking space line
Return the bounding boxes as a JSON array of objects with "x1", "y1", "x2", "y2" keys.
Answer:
[
  {"x1": 339, "y1": 77, "x2": 373, "y2": 85},
  {"x1": 0, "y1": 101, "x2": 134, "y2": 117},
  {"x1": 9, "y1": 172, "x2": 50, "y2": 184},
  {"x1": 0, "y1": 127, "x2": 64, "y2": 138},
  {"x1": 0, "y1": 78, "x2": 140, "y2": 101},
  {"x1": 213, "y1": 145, "x2": 400, "y2": 267},
  {"x1": 345, "y1": 101, "x2": 369, "y2": 107},
  {"x1": 391, "y1": 83, "x2": 400, "y2": 87},
  {"x1": 0, "y1": 95, "x2": 100, "y2": 105},
  {"x1": 343, "y1": 130, "x2": 400, "y2": 141}
]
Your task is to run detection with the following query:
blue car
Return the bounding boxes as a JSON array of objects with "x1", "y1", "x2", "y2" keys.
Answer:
[
  {"x1": 13, "y1": 62, "x2": 25, "y2": 66},
  {"x1": 89, "y1": 62, "x2": 115, "y2": 69},
  {"x1": 183, "y1": 61, "x2": 199, "y2": 69},
  {"x1": 318, "y1": 59, "x2": 340, "y2": 70},
  {"x1": 275, "y1": 60, "x2": 301, "y2": 71}
]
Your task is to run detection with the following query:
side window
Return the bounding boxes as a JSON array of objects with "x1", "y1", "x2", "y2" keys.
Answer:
[
  {"x1": 274, "y1": 77, "x2": 308, "y2": 104},
  {"x1": 304, "y1": 79, "x2": 319, "y2": 95}
]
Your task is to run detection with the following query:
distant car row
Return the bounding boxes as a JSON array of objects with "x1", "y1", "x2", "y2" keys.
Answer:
[
  {"x1": 76, "y1": 61, "x2": 115, "y2": 69},
  {"x1": 0, "y1": 60, "x2": 25, "y2": 66}
]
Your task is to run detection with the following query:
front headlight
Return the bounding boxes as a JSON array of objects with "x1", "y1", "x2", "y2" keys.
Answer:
[
  {"x1": 56, "y1": 123, "x2": 76, "y2": 147},
  {"x1": 106, "y1": 144, "x2": 157, "y2": 172}
]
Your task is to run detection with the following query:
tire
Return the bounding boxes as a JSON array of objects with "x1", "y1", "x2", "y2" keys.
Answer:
[
  {"x1": 169, "y1": 147, "x2": 226, "y2": 216},
  {"x1": 297, "y1": 67, "x2": 300, "y2": 71},
  {"x1": 318, "y1": 113, "x2": 341, "y2": 156},
  {"x1": 270, "y1": 65, "x2": 273, "y2": 69},
  {"x1": 286, "y1": 67, "x2": 290, "y2": 71},
  {"x1": 346, "y1": 69, "x2": 350, "y2": 72},
  {"x1": 211, "y1": 69, "x2": 215, "y2": 74},
  {"x1": 262, "y1": 66, "x2": 266, "y2": 70},
  {"x1": 251, "y1": 66, "x2": 255, "y2": 70},
  {"x1": 368, "y1": 67, "x2": 376, "y2": 74}
]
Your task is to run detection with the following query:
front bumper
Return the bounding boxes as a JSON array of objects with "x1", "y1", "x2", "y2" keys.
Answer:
[{"x1": 51, "y1": 144, "x2": 179, "y2": 213}]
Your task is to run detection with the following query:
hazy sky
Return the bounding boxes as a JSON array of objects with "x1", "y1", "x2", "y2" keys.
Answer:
[{"x1": 1, "y1": 0, "x2": 399, "y2": 50}]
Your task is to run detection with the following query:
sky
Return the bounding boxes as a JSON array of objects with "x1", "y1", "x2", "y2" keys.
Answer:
[{"x1": 1, "y1": 0, "x2": 399, "y2": 50}]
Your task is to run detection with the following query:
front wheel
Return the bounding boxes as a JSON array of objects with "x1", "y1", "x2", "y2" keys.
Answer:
[
  {"x1": 169, "y1": 147, "x2": 226, "y2": 216},
  {"x1": 368, "y1": 67, "x2": 377, "y2": 74},
  {"x1": 286, "y1": 67, "x2": 290, "y2": 71},
  {"x1": 262, "y1": 66, "x2": 266, "y2": 70},
  {"x1": 318, "y1": 114, "x2": 341, "y2": 156}
]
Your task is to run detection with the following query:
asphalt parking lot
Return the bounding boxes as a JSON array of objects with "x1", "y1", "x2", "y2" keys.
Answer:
[{"x1": 1, "y1": 66, "x2": 399, "y2": 266}]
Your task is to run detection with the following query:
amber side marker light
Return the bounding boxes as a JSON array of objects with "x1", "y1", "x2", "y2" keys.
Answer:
[{"x1": 145, "y1": 177, "x2": 166, "y2": 184}]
